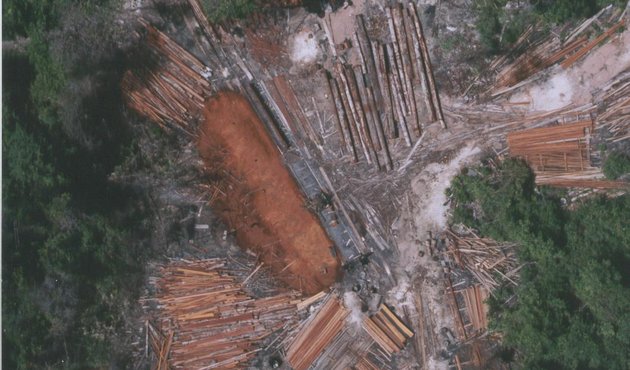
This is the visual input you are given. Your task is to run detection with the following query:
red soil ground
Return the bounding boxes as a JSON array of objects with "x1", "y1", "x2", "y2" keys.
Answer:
[{"x1": 197, "y1": 91, "x2": 340, "y2": 294}]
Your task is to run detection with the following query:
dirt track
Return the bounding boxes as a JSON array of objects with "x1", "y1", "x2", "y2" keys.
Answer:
[{"x1": 198, "y1": 91, "x2": 340, "y2": 294}]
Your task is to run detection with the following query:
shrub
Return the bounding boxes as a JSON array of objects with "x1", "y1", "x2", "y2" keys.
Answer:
[
  {"x1": 201, "y1": 0, "x2": 256, "y2": 23},
  {"x1": 603, "y1": 152, "x2": 630, "y2": 179},
  {"x1": 449, "y1": 158, "x2": 630, "y2": 369}
]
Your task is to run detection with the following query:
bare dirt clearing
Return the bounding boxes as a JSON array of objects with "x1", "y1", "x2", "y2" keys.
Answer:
[{"x1": 197, "y1": 91, "x2": 340, "y2": 294}]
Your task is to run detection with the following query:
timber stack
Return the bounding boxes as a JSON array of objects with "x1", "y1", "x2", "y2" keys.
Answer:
[
  {"x1": 122, "y1": 20, "x2": 213, "y2": 135},
  {"x1": 285, "y1": 296, "x2": 349, "y2": 370},
  {"x1": 142, "y1": 258, "x2": 305, "y2": 369},
  {"x1": 363, "y1": 304, "x2": 414, "y2": 356},
  {"x1": 445, "y1": 229, "x2": 520, "y2": 292},
  {"x1": 490, "y1": 6, "x2": 625, "y2": 97},
  {"x1": 508, "y1": 118, "x2": 629, "y2": 188},
  {"x1": 321, "y1": 2, "x2": 446, "y2": 171},
  {"x1": 285, "y1": 294, "x2": 415, "y2": 369},
  {"x1": 595, "y1": 71, "x2": 630, "y2": 144}
]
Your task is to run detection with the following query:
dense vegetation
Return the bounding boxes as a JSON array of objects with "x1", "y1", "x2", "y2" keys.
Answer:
[
  {"x1": 603, "y1": 151, "x2": 630, "y2": 179},
  {"x1": 473, "y1": 0, "x2": 627, "y2": 51},
  {"x1": 201, "y1": 0, "x2": 256, "y2": 22},
  {"x1": 448, "y1": 158, "x2": 630, "y2": 369},
  {"x1": 3, "y1": 0, "x2": 154, "y2": 367}
]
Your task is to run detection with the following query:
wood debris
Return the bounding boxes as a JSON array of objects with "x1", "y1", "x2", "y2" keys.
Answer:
[
  {"x1": 142, "y1": 258, "x2": 307, "y2": 369},
  {"x1": 285, "y1": 296, "x2": 349, "y2": 370},
  {"x1": 363, "y1": 304, "x2": 414, "y2": 355},
  {"x1": 446, "y1": 230, "x2": 520, "y2": 292},
  {"x1": 508, "y1": 118, "x2": 628, "y2": 189},
  {"x1": 122, "y1": 20, "x2": 213, "y2": 135},
  {"x1": 489, "y1": 6, "x2": 624, "y2": 97},
  {"x1": 595, "y1": 71, "x2": 630, "y2": 143}
]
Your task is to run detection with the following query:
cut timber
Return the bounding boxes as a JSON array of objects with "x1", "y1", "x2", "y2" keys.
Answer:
[
  {"x1": 348, "y1": 66, "x2": 381, "y2": 168},
  {"x1": 353, "y1": 66, "x2": 388, "y2": 169},
  {"x1": 363, "y1": 304, "x2": 414, "y2": 356},
  {"x1": 143, "y1": 259, "x2": 301, "y2": 369},
  {"x1": 391, "y1": 5, "x2": 422, "y2": 137},
  {"x1": 337, "y1": 64, "x2": 374, "y2": 164},
  {"x1": 372, "y1": 40, "x2": 397, "y2": 140},
  {"x1": 286, "y1": 296, "x2": 349, "y2": 370},
  {"x1": 122, "y1": 21, "x2": 212, "y2": 135},
  {"x1": 328, "y1": 71, "x2": 360, "y2": 161},
  {"x1": 388, "y1": 6, "x2": 414, "y2": 116},
  {"x1": 408, "y1": 3, "x2": 446, "y2": 128},
  {"x1": 325, "y1": 70, "x2": 353, "y2": 158},
  {"x1": 506, "y1": 118, "x2": 627, "y2": 188},
  {"x1": 561, "y1": 21, "x2": 625, "y2": 69},
  {"x1": 462, "y1": 285, "x2": 489, "y2": 333},
  {"x1": 385, "y1": 43, "x2": 413, "y2": 146}
]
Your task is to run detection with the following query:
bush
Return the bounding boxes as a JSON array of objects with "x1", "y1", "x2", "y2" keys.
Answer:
[
  {"x1": 603, "y1": 152, "x2": 630, "y2": 179},
  {"x1": 531, "y1": 0, "x2": 627, "y2": 23},
  {"x1": 473, "y1": 0, "x2": 625, "y2": 52},
  {"x1": 3, "y1": 1, "x2": 151, "y2": 368},
  {"x1": 449, "y1": 158, "x2": 630, "y2": 369},
  {"x1": 201, "y1": 0, "x2": 256, "y2": 22},
  {"x1": 473, "y1": 0, "x2": 507, "y2": 51}
]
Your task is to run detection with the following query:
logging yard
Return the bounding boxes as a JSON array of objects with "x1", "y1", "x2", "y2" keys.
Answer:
[{"x1": 121, "y1": 0, "x2": 630, "y2": 369}]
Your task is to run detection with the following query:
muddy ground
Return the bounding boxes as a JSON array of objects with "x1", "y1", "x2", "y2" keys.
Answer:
[{"x1": 198, "y1": 91, "x2": 341, "y2": 294}]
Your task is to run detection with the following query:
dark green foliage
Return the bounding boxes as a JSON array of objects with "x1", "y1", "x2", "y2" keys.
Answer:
[
  {"x1": 448, "y1": 158, "x2": 564, "y2": 244},
  {"x1": 472, "y1": 0, "x2": 626, "y2": 52},
  {"x1": 201, "y1": 0, "x2": 256, "y2": 22},
  {"x1": 603, "y1": 151, "x2": 630, "y2": 179},
  {"x1": 449, "y1": 158, "x2": 630, "y2": 369},
  {"x1": 2, "y1": 0, "x2": 60, "y2": 38},
  {"x1": 3, "y1": 1, "x2": 151, "y2": 368},
  {"x1": 28, "y1": 31, "x2": 67, "y2": 125},
  {"x1": 473, "y1": 0, "x2": 508, "y2": 51},
  {"x1": 531, "y1": 0, "x2": 626, "y2": 23}
]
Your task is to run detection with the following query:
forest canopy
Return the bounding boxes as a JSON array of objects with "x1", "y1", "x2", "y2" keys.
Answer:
[
  {"x1": 473, "y1": 0, "x2": 627, "y2": 51},
  {"x1": 448, "y1": 158, "x2": 630, "y2": 369},
  {"x1": 2, "y1": 0, "x2": 153, "y2": 367}
]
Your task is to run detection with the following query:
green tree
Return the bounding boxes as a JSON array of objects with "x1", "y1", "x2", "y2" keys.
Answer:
[
  {"x1": 201, "y1": 0, "x2": 256, "y2": 22},
  {"x1": 3, "y1": 1, "x2": 152, "y2": 367},
  {"x1": 603, "y1": 152, "x2": 630, "y2": 179},
  {"x1": 449, "y1": 159, "x2": 630, "y2": 369}
]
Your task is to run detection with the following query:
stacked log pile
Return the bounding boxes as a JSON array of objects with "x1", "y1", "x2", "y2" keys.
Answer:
[
  {"x1": 508, "y1": 119, "x2": 628, "y2": 188},
  {"x1": 462, "y1": 285, "x2": 489, "y2": 334},
  {"x1": 491, "y1": 32, "x2": 588, "y2": 94},
  {"x1": 446, "y1": 230, "x2": 520, "y2": 292},
  {"x1": 443, "y1": 231, "x2": 507, "y2": 343},
  {"x1": 285, "y1": 296, "x2": 349, "y2": 370},
  {"x1": 595, "y1": 72, "x2": 630, "y2": 143},
  {"x1": 312, "y1": 329, "x2": 389, "y2": 370},
  {"x1": 121, "y1": 20, "x2": 213, "y2": 135},
  {"x1": 508, "y1": 120, "x2": 594, "y2": 172},
  {"x1": 362, "y1": 304, "x2": 414, "y2": 356},
  {"x1": 285, "y1": 295, "x2": 414, "y2": 369},
  {"x1": 147, "y1": 323, "x2": 173, "y2": 370},
  {"x1": 446, "y1": 283, "x2": 491, "y2": 341},
  {"x1": 143, "y1": 258, "x2": 304, "y2": 369},
  {"x1": 560, "y1": 20, "x2": 625, "y2": 69},
  {"x1": 490, "y1": 6, "x2": 624, "y2": 97},
  {"x1": 323, "y1": 3, "x2": 445, "y2": 171}
]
